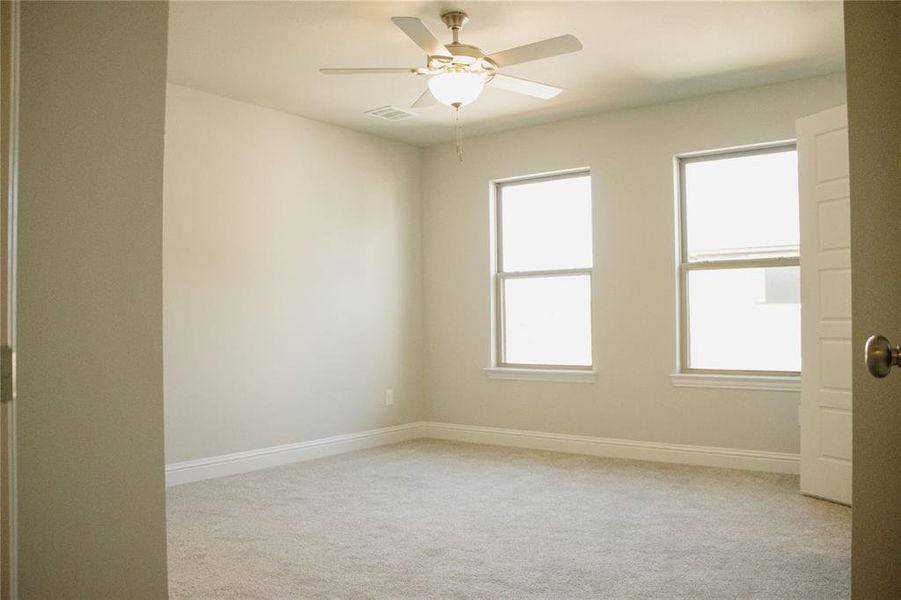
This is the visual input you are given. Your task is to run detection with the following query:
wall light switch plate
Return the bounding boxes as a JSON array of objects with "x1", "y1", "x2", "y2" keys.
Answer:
[{"x1": 385, "y1": 389, "x2": 394, "y2": 406}]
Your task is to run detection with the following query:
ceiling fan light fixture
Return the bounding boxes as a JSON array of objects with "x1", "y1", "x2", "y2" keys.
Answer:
[
  {"x1": 428, "y1": 71, "x2": 485, "y2": 107},
  {"x1": 320, "y1": 12, "x2": 583, "y2": 162}
]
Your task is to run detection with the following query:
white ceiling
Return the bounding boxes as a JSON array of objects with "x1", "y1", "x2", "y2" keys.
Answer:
[{"x1": 167, "y1": 1, "x2": 845, "y2": 147}]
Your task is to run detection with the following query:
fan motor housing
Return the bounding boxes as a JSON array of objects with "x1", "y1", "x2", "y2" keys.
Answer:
[
  {"x1": 428, "y1": 44, "x2": 497, "y2": 74},
  {"x1": 446, "y1": 43, "x2": 485, "y2": 63}
]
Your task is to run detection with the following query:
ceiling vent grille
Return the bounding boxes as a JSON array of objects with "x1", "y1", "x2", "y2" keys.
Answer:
[{"x1": 364, "y1": 105, "x2": 417, "y2": 121}]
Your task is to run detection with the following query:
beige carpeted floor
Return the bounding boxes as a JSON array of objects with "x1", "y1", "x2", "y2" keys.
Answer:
[{"x1": 167, "y1": 440, "x2": 850, "y2": 599}]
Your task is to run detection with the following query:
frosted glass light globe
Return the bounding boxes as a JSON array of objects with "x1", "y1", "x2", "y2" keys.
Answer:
[{"x1": 428, "y1": 71, "x2": 485, "y2": 107}]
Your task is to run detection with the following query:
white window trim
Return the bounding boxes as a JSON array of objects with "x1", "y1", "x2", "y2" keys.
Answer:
[
  {"x1": 670, "y1": 372, "x2": 799, "y2": 392},
  {"x1": 489, "y1": 169, "x2": 594, "y2": 376},
  {"x1": 674, "y1": 142, "x2": 801, "y2": 388},
  {"x1": 485, "y1": 367, "x2": 597, "y2": 384}
]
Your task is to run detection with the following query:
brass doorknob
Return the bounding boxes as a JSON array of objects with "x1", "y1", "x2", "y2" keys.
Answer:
[{"x1": 865, "y1": 335, "x2": 901, "y2": 378}]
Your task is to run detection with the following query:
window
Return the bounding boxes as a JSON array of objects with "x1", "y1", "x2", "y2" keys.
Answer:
[
  {"x1": 677, "y1": 145, "x2": 800, "y2": 375},
  {"x1": 492, "y1": 171, "x2": 593, "y2": 370}
]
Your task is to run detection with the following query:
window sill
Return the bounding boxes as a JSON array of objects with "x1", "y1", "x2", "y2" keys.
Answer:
[
  {"x1": 484, "y1": 367, "x2": 597, "y2": 383},
  {"x1": 670, "y1": 372, "x2": 800, "y2": 392}
]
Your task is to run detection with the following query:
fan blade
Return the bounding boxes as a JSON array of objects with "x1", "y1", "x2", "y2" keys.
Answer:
[
  {"x1": 320, "y1": 68, "x2": 419, "y2": 75},
  {"x1": 489, "y1": 74, "x2": 562, "y2": 99},
  {"x1": 391, "y1": 17, "x2": 452, "y2": 58},
  {"x1": 487, "y1": 34, "x2": 582, "y2": 68},
  {"x1": 411, "y1": 89, "x2": 436, "y2": 108}
]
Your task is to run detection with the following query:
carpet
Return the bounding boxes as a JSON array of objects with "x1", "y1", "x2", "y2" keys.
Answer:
[{"x1": 167, "y1": 439, "x2": 850, "y2": 599}]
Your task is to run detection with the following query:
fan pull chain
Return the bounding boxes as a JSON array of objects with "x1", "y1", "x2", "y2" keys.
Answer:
[{"x1": 454, "y1": 105, "x2": 464, "y2": 163}]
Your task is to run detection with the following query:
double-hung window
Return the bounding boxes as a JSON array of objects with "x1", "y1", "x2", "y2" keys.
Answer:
[
  {"x1": 492, "y1": 171, "x2": 593, "y2": 371},
  {"x1": 677, "y1": 144, "x2": 800, "y2": 376}
]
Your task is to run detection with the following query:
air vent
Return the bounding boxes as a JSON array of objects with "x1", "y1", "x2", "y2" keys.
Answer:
[{"x1": 364, "y1": 105, "x2": 417, "y2": 121}]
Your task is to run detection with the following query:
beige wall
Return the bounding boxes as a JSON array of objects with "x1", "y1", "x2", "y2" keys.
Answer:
[
  {"x1": 422, "y1": 74, "x2": 846, "y2": 454},
  {"x1": 166, "y1": 74, "x2": 850, "y2": 462},
  {"x1": 163, "y1": 84, "x2": 424, "y2": 463},
  {"x1": 16, "y1": 1, "x2": 169, "y2": 597}
]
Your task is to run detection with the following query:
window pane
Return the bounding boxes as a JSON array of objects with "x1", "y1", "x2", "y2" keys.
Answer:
[
  {"x1": 685, "y1": 150, "x2": 798, "y2": 261},
  {"x1": 500, "y1": 175, "x2": 592, "y2": 272},
  {"x1": 687, "y1": 267, "x2": 800, "y2": 372},
  {"x1": 503, "y1": 275, "x2": 591, "y2": 366}
]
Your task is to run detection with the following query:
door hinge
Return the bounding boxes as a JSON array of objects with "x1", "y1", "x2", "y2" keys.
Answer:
[{"x1": 1, "y1": 344, "x2": 13, "y2": 403}]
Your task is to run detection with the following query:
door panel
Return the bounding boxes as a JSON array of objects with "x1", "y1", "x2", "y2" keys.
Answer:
[
  {"x1": 15, "y1": 3, "x2": 169, "y2": 596},
  {"x1": 820, "y1": 270, "x2": 851, "y2": 317},
  {"x1": 0, "y1": 1, "x2": 15, "y2": 597},
  {"x1": 798, "y1": 104, "x2": 852, "y2": 505},
  {"x1": 844, "y1": 1, "x2": 901, "y2": 596},
  {"x1": 818, "y1": 198, "x2": 851, "y2": 250},
  {"x1": 820, "y1": 409, "x2": 852, "y2": 460}
]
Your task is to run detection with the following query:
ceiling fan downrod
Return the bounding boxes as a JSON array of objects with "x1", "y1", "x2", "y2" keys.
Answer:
[{"x1": 441, "y1": 11, "x2": 469, "y2": 44}]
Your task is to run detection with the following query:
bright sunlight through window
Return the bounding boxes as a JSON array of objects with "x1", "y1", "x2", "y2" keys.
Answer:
[
  {"x1": 494, "y1": 172, "x2": 593, "y2": 368},
  {"x1": 679, "y1": 146, "x2": 800, "y2": 373}
]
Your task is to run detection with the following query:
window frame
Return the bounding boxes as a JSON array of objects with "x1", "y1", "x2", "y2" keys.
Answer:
[
  {"x1": 492, "y1": 169, "x2": 594, "y2": 371},
  {"x1": 676, "y1": 142, "x2": 800, "y2": 377}
]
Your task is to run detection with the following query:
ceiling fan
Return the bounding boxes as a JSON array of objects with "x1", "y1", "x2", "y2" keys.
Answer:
[{"x1": 320, "y1": 11, "x2": 583, "y2": 110}]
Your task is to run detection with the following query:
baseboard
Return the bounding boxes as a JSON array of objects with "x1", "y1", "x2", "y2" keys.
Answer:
[
  {"x1": 420, "y1": 422, "x2": 800, "y2": 475},
  {"x1": 167, "y1": 420, "x2": 800, "y2": 486},
  {"x1": 165, "y1": 422, "x2": 422, "y2": 486}
]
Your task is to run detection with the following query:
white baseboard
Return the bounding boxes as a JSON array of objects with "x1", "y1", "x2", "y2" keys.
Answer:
[
  {"x1": 420, "y1": 421, "x2": 800, "y2": 475},
  {"x1": 165, "y1": 422, "x2": 422, "y2": 486},
  {"x1": 166, "y1": 420, "x2": 800, "y2": 486}
]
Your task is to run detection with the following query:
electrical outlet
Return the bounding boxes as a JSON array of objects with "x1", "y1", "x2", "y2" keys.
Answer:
[{"x1": 385, "y1": 389, "x2": 394, "y2": 406}]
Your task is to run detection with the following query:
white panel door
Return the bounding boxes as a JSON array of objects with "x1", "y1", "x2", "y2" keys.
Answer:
[{"x1": 798, "y1": 105, "x2": 851, "y2": 505}]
